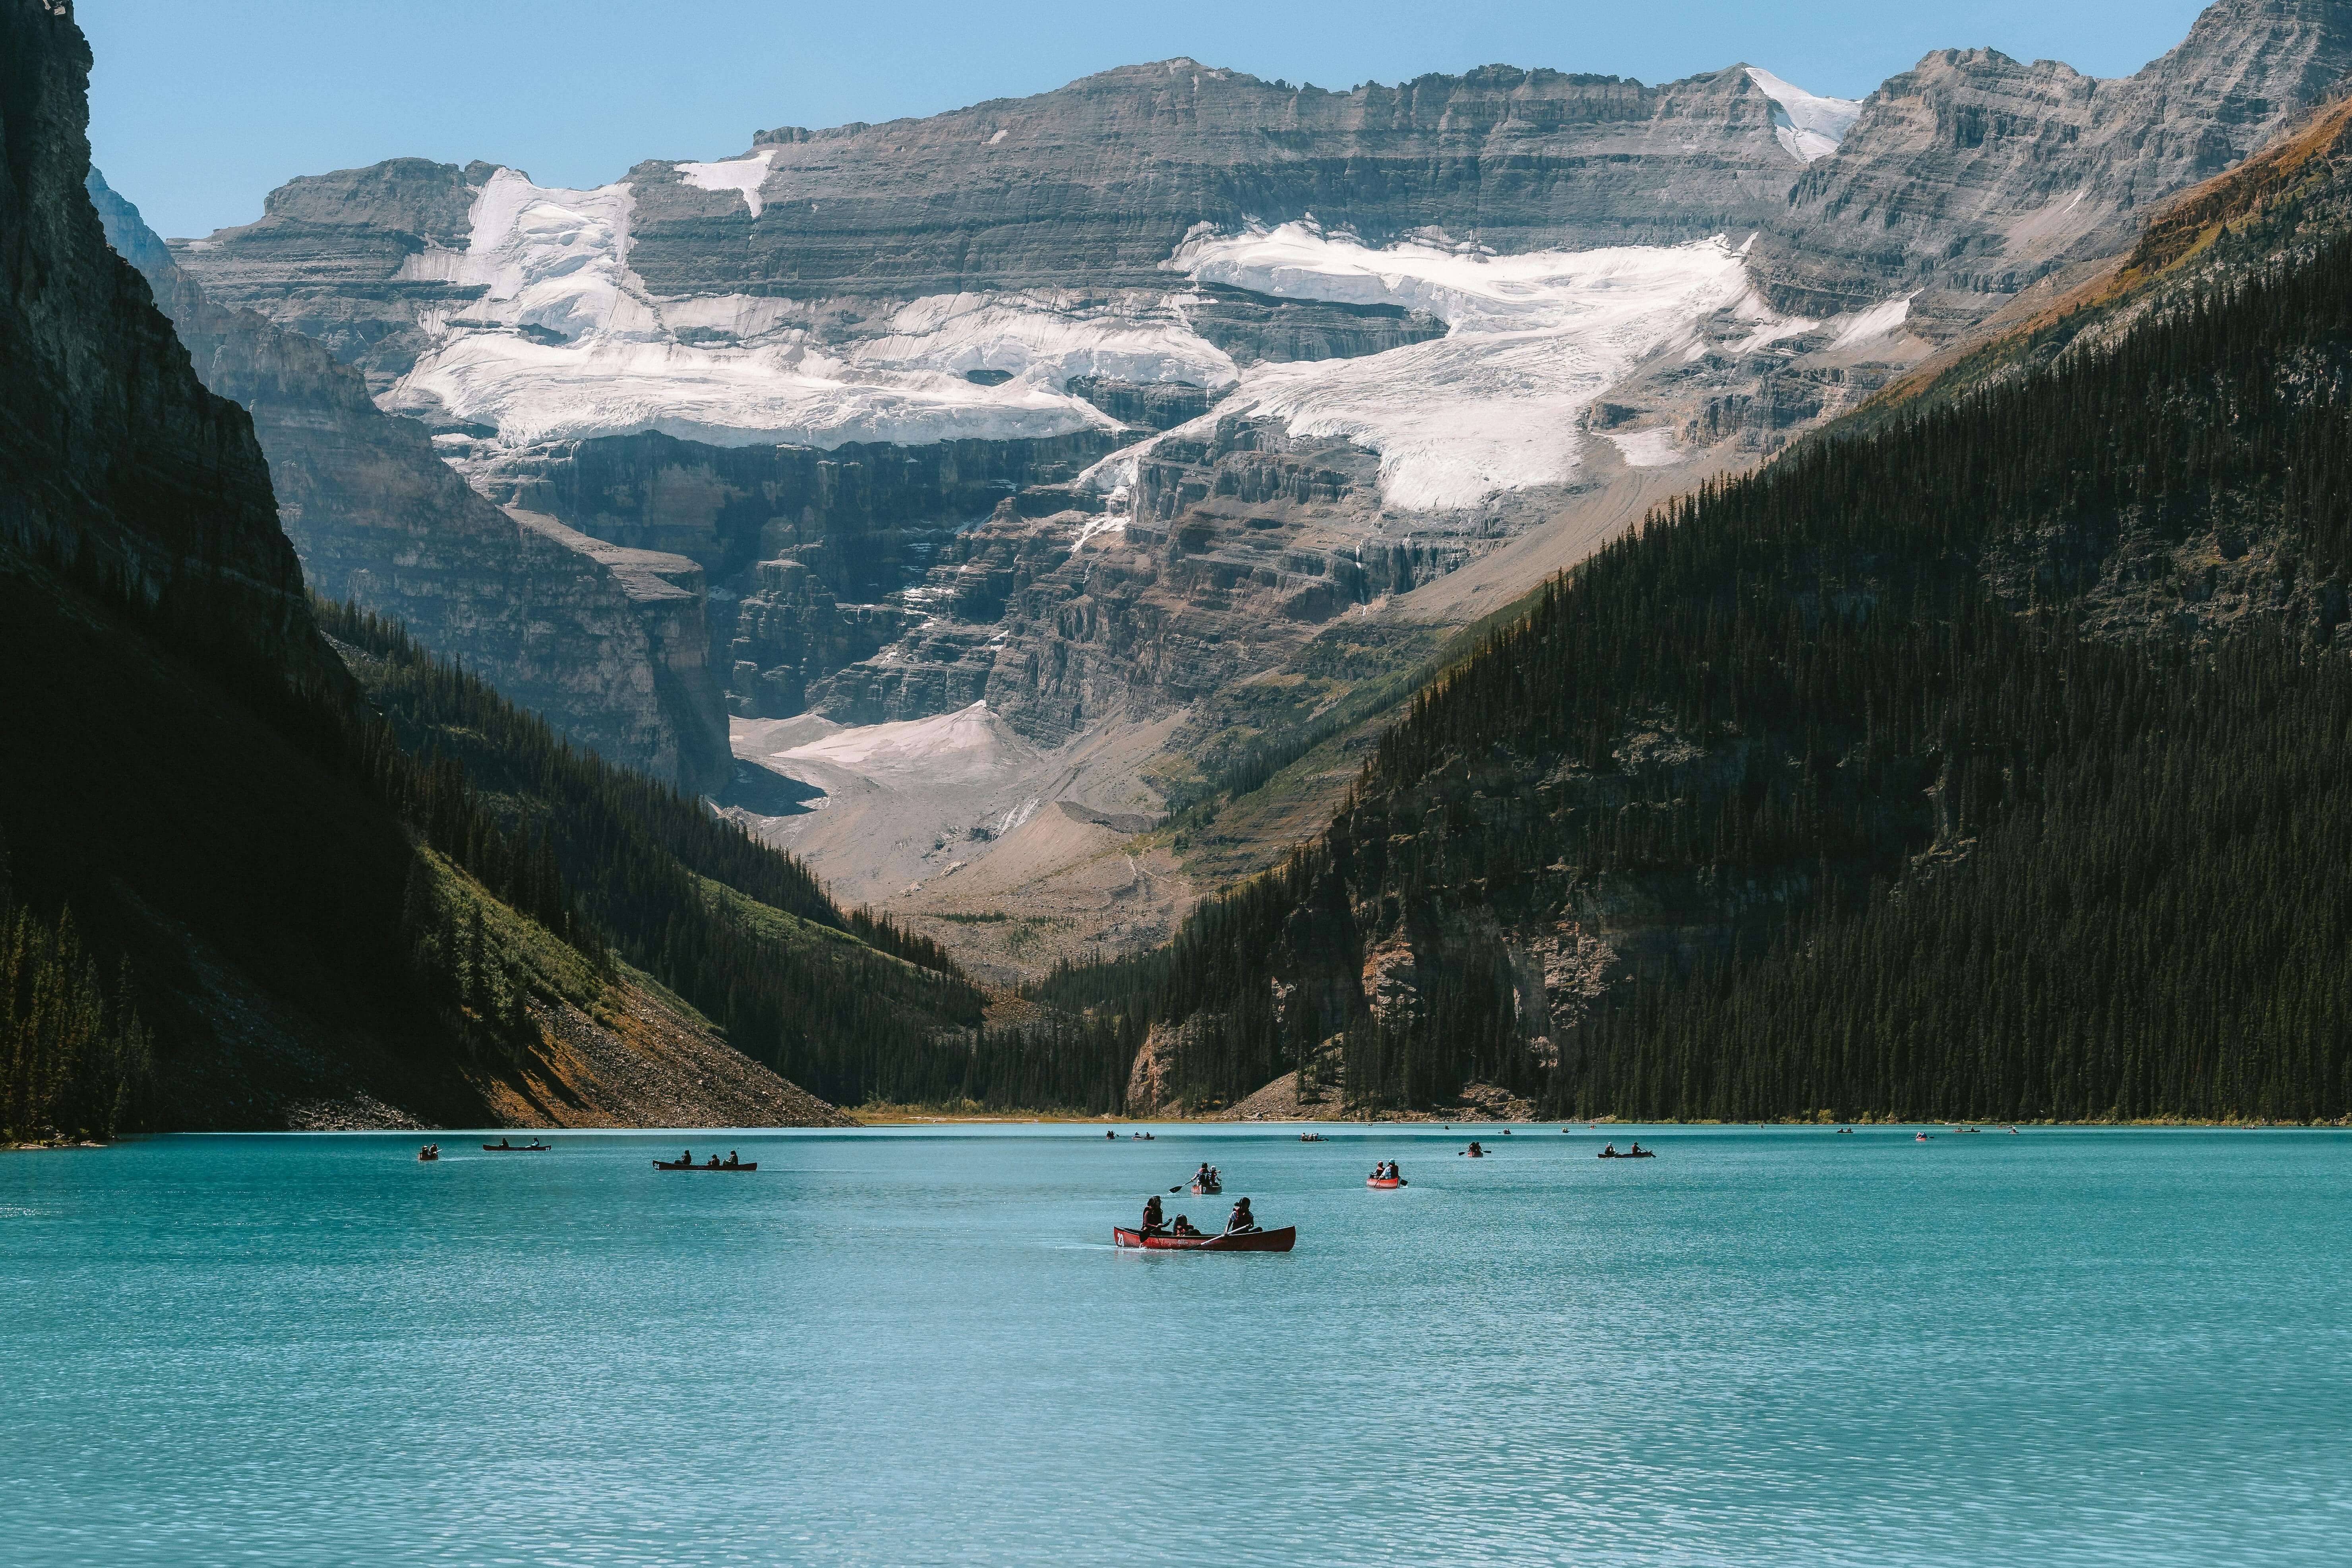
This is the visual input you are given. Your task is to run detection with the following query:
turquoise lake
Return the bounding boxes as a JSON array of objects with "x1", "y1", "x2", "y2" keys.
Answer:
[{"x1": 4, "y1": 1125, "x2": 2347, "y2": 1565}]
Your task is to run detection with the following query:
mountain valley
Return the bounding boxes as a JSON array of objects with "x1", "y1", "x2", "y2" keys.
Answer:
[{"x1": 12, "y1": 0, "x2": 2352, "y2": 1127}]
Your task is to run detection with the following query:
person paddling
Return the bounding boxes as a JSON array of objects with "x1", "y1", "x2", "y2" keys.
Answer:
[
  {"x1": 1226, "y1": 1196, "x2": 1258, "y2": 1234},
  {"x1": 1140, "y1": 1194, "x2": 1165, "y2": 1235}
]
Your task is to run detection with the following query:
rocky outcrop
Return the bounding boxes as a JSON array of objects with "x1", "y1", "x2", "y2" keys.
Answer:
[
  {"x1": 1181, "y1": 284, "x2": 1448, "y2": 365},
  {"x1": 473, "y1": 427, "x2": 1120, "y2": 587},
  {"x1": 1754, "y1": 0, "x2": 2352, "y2": 314},
  {"x1": 1067, "y1": 375, "x2": 1225, "y2": 430},
  {"x1": 169, "y1": 155, "x2": 495, "y2": 392},
  {"x1": 86, "y1": 173, "x2": 732, "y2": 795}
]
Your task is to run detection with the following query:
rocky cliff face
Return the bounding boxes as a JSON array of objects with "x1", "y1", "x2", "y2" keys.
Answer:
[
  {"x1": 1753, "y1": 0, "x2": 2352, "y2": 312},
  {"x1": 86, "y1": 173, "x2": 731, "y2": 795},
  {"x1": 0, "y1": 0, "x2": 320, "y2": 679}
]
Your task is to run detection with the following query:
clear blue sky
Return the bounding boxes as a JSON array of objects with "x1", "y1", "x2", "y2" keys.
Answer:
[{"x1": 83, "y1": 0, "x2": 2213, "y2": 239}]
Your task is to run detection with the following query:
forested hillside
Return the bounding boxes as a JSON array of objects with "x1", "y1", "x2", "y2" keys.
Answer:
[
  {"x1": 1026, "y1": 118, "x2": 2352, "y2": 1124},
  {"x1": 318, "y1": 604, "x2": 993, "y2": 1107}
]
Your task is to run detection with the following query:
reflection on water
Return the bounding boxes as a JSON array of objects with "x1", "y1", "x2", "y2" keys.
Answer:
[{"x1": 3, "y1": 1125, "x2": 2347, "y2": 1566}]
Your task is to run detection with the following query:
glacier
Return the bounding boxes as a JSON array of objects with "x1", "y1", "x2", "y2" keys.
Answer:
[
  {"x1": 1172, "y1": 222, "x2": 1782, "y2": 509},
  {"x1": 385, "y1": 86, "x2": 1902, "y2": 513}
]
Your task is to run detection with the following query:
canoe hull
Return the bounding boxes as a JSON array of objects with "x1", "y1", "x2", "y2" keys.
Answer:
[
  {"x1": 1113, "y1": 1225, "x2": 1295, "y2": 1252},
  {"x1": 652, "y1": 1161, "x2": 759, "y2": 1171},
  {"x1": 1189, "y1": 1183, "x2": 1222, "y2": 1194},
  {"x1": 1366, "y1": 1177, "x2": 1405, "y2": 1188}
]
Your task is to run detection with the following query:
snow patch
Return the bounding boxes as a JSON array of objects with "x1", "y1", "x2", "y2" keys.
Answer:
[
  {"x1": 1745, "y1": 68, "x2": 1861, "y2": 163},
  {"x1": 676, "y1": 150, "x2": 777, "y2": 217},
  {"x1": 1830, "y1": 294, "x2": 1915, "y2": 352},
  {"x1": 1605, "y1": 429, "x2": 1682, "y2": 468},
  {"x1": 766, "y1": 701, "x2": 1035, "y2": 790}
]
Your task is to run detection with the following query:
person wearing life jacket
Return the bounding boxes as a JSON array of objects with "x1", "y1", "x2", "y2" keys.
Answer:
[
  {"x1": 1226, "y1": 1196, "x2": 1258, "y2": 1234},
  {"x1": 1140, "y1": 1194, "x2": 1165, "y2": 1235}
]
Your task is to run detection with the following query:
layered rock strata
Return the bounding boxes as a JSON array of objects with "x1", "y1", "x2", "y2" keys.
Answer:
[{"x1": 1755, "y1": 0, "x2": 2352, "y2": 312}]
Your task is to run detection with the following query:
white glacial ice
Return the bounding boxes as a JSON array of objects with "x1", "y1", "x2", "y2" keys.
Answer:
[
  {"x1": 852, "y1": 292, "x2": 1238, "y2": 391},
  {"x1": 1172, "y1": 221, "x2": 1783, "y2": 509},
  {"x1": 383, "y1": 171, "x2": 1884, "y2": 510},
  {"x1": 1744, "y1": 67, "x2": 1862, "y2": 163},
  {"x1": 385, "y1": 168, "x2": 1167, "y2": 448}
]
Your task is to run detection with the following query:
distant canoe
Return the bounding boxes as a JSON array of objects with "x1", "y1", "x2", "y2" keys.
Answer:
[
  {"x1": 652, "y1": 1159, "x2": 757, "y2": 1171},
  {"x1": 1596, "y1": 1149, "x2": 1655, "y2": 1159},
  {"x1": 1113, "y1": 1225, "x2": 1295, "y2": 1252},
  {"x1": 481, "y1": 1142, "x2": 549, "y2": 1152},
  {"x1": 1189, "y1": 1181, "x2": 1222, "y2": 1194},
  {"x1": 1366, "y1": 1176, "x2": 1405, "y2": 1189}
]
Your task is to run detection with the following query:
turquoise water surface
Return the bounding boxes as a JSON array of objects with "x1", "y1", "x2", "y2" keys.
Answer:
[{"x1": 3, "y1": 1125, "x2": 2347, "y2": 1566}]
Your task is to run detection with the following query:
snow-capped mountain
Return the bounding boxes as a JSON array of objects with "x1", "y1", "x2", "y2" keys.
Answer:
[{"x1": 153, "y1": 0, "x2": 2352, "y2": 958}]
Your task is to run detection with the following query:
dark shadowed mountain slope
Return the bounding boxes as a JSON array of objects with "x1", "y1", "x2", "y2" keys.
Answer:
[{"x1": 0, "y1": 0, "x2": 944, "y2": 1133}]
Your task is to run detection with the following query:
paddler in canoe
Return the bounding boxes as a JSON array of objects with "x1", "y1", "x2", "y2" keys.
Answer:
[
  {"x1": 1226, "y1": 1196, "x2": 1260, "y2": 1235},
  {"x1": 1139, "y1": 1194, "x2": 1165, "y2": 1235}
]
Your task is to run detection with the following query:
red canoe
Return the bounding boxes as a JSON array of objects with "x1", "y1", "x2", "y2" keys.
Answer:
[
  {"x1": 1366, "y1": 1177, "x2": 1405, "y2": 1189},
  {"x1": 1113, "y1": 1225, "x2": 1296, "y2": 1252}
]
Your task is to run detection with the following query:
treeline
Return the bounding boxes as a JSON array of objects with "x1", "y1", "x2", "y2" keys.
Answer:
[
  {"x1": 1037, "y1": 209, "x2": 2352, "y2": 1121},
  {"x1": 1, "y1": 834, "x2": 149, "y2": 1142}
]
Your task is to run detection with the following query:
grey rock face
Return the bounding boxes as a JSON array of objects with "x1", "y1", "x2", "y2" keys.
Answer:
[
  {"x1": 635, "y1": 62, "x2": 1804, "y2": 298},
  {"x1": 1066, "y1": 376, "x2": 1225, "y2": 431},
  {"x1": 1754, "y1": 0, "x2": 2352, "y2": 312},
  {"x1": 1180, "y1": 285, "x2": 1448, "y2": 365},
  {"x1": 172, "y1": 156, "x2": 498, "y2": 392},
  {"x1": 474, "y1": 426, "x2": 1121, "y2": 590},
  {"x1": 88, "y1": 172, "x2": 732, "y2": 795}
]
